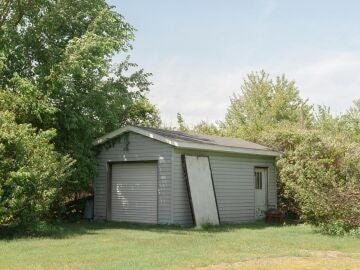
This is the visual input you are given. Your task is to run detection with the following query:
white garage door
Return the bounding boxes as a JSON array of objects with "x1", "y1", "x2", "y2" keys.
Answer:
[{"x1": 111, "y1": 162, "x2": 158, "y2": 224}]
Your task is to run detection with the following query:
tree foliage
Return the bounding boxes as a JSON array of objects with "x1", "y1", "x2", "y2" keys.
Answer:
[
  {"x1": 193, "y1": 121, "x2": 221, "y2": 136},
  {"x1": 223, "y1": 70, "x2": 312, "y2": 141},
  {"x1": 279, "y1": 133, "x2": 360, "y2": 230},
  {"x1": 176, "y1": 113, "x2": 189, "y2": 132},
  {"x1": 0, "y1": 112, "x2": 73, "y2": 227},
  {"x1": 0, "y1": 0, "x2": 160, "y2": 199},
  {"x1": 190, "y1": 70, "x2": 360, "y2": 235}
]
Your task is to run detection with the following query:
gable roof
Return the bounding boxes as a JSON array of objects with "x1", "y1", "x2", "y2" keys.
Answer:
[{"x1": 94, "y1": 126, "x2": 279, "y2": 157}]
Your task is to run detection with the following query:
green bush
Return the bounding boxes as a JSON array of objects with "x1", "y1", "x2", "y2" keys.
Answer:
[
  {"x1": 0, "y1": 112, "x2": 74, "y2": 228},
  {"x1": 273, "y1": 130, "x2": 360, "y2": 234},
  {"x1": 195, "y1": 71, "x2": 360, "y2": 236},
  {"x1": 318, "y1": 221, "x2": 351, "y2": 236}
]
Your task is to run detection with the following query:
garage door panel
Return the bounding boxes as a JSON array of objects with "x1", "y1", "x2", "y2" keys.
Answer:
[
  {"x1": 112, "y1": 194, "x2": 157, "y2": 198},
  {"x1": 112, "y1": 202, "x2": 157, "y2": 207},
  {"x1": 111, "y1": 162, "x2": 158, "y2": 224},
  {"x1": 113, "y1": 188, "x2": 156, "y2": 191},
  {"x1": 112, "y1": 211, "x2": 157, "y2": 216},
  {"x1": 112, "y1": 212, "x2": 157, "y2": 217},
  {"x1": 114, "y1": 184, "x2": 156, "y2": 187}
]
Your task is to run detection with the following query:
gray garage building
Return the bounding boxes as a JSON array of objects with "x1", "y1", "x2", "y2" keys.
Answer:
[{"x1": 93, "y1": 126, "x2": 279, "y2": 225}]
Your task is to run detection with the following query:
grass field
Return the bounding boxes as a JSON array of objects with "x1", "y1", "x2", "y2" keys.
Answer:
[{"x1": 0, "y1": 221, "x2": 359, "y2": 270}]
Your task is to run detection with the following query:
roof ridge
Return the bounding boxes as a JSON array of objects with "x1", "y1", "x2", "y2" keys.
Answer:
[
  {"x1": 94, "y1": 125, "x2": 279, "y2": 156},
  {"x1": 135, "y1": 125, "x2": 268, "y2": 148}
]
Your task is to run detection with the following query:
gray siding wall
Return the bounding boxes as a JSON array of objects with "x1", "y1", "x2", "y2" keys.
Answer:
[
  {"x1": 171, "y1": 149, "x2": 193, "y2": 224},
  {"x1": 95, "y1": 132, "x2": 277, "y2": 225},
  {"x1": 94, "y1": 132, "x2": 173, "y2": 224},
  {"x1": 172, "y1": 149, "x2": 277, "y2": 225}
]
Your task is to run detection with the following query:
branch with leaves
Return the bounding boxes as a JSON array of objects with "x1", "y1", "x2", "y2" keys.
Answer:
[{"x1": 0, "y1": 0, "x2": 33, "y2": 29}]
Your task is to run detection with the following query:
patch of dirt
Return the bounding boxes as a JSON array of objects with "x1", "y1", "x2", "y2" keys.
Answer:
[
  {"x1": 309, "y1": 250, "x2": 347, "y2": 258},
  {"x1": 196, "y1": 251, "x2": 354, "y2": 270},
  {"x1": 196, "y1": 257, "x2": 301, "y2": 270}
]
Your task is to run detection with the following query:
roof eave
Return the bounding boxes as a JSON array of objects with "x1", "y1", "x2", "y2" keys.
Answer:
[
  {"x1": 93, "y1": 126, "x2": 181, "y2": 147},
  {"x1": 93, "y1": 126, "x2": 280, "y2": 157},
  {"x1": 175, "y1": 141, "x2": 280, "y2": 157}
]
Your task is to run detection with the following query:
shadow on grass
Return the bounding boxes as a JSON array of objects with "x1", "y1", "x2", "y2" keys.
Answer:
[{"x1": 0, "y1": 219, "x2": 289, "y2": 240}]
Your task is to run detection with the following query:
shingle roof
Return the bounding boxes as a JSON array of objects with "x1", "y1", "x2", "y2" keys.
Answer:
[
  {"x1": 94, "y1": 126, "x2": 279, "y2": 156},
  {"x1": 139, "y1": 126, "x2": 270, "y2": 151}
]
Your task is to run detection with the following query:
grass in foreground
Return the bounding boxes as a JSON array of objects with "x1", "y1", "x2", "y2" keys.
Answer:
[{"x1": 0, "y1": 221, "x2": 359, "y2": 270}]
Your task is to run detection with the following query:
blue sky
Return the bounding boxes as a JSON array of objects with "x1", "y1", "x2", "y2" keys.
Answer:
[{"x1": 109, "y1": 0, "x2": 360, "y2": 125}]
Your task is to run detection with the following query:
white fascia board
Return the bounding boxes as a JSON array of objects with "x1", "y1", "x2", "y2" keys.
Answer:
[
  {"x1": 175, "y1": 141, "x2": 280, "y2": 157},
  {"x1": 93, "y1": 126, "x2": 280, "y2": 157},
  {"x1": 93, "y1": 127, "x2": 126, "y2": 146},
  {"x1": 93, "y1": 126, "x2": 180, "y2": 147}
]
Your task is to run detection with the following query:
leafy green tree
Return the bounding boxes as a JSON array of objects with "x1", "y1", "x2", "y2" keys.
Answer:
[
  {"x1": 313, "y1": 100, "x2": 360, "y2": 143},
  {"x1": 223, "y1": 70, "x2": 312, "y2": 141},
  {"x1": 0, "y1": 112, "x2": 74, "y2": 227},
  {"x1": 339, "y1": 99, "x2": 360, "y2": 142},
  {"x1": 176, "y1": 113, "x2": 189, "y2": 132},
  {"x1": 276, "y1": 130, "x2": 360, "y2": 232},
  {"x1": 207, "y1": 70, "x2": 360, "y2": 234},
  {"x1": 0, "y1": 74, "x2": 56, "y2": 128},
  {"x1": 314, "y1": 105, "x2": 339, "y2": 133},
  {"x1": 0, "y1": 0, "x2": 160, "y2": 195},
  {"x1": 193, "y1": 121, "x2": 221, "y2": 136}
]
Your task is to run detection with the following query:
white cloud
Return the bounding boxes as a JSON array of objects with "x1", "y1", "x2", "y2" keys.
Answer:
[
  {"x1": 147, "y1": 51, "x2": 360, "y2": 125},
  {"x1": 147, "y1": 62, "x2": 251, "y2": 126},
  {"x1": 288, "y1": 52, "x2": 360, "y2": 114}
]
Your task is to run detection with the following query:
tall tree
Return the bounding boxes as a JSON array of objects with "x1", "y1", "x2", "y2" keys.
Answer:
[
  {"x1": 341, "y1": 99, "x2": 360, "y2": 142},
  {"x1": 221, "y1": 71, "x2": 360, "y2": 234},
  {"x1": 223, "y1": 70, "x2": 312, "y2": 141},
  {"x1": 313, "y1": 100, "x2": 360, "y2": 143},
  {"x1": 0, "y1": 0, "x2": 160, "y2": 194},
  {"x1": 0, "y1": 111, "x2": 74, "y2": 227},
  {"x1": 176, "y1": 113, "x2": 189, "y2": 132}
]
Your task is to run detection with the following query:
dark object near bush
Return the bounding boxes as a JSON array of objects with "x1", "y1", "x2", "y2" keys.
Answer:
[
  {"x1": 63, "y1": 195, "x2": 93, "y2": 222},
  {"x1": 84, "y1": 197, "x2": 94, "y2": 220},
  {"x1": 265, "y1": 208, "x2": 283, "y2": 223},
  {"x1": 284, "y1": 209, "x2": 299, "y2": 222}
]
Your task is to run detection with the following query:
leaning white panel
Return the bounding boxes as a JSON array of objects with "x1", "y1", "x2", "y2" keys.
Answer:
[{"x1": 184, "y1": 155, "x2": 220, "y2": 225}]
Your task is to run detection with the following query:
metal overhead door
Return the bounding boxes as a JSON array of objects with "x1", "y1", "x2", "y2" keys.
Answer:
[{"x1": 111, "y1": 162, "x2": 158, "y2": 224}]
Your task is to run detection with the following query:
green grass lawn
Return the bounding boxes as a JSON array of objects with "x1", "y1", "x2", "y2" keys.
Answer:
[{"x1": 0, "y1": 221, "x2": 359, "y2": 270}]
